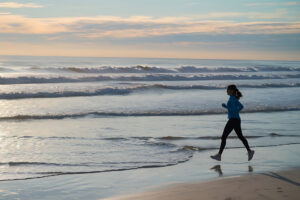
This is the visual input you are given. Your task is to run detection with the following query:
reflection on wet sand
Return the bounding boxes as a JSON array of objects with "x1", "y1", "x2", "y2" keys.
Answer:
[{"x1": 210, "y1": 165, "x2": 254, "y2": 176}]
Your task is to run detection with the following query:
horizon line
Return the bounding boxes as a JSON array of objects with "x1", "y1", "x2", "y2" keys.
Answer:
[{"x1": 1, "y1": 54, "x2": 299, "y2": 62}]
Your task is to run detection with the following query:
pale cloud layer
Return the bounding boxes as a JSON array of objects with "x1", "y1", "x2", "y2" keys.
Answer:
[
  {"x1": 247, "y1": 1, "x2": 298, "y2": 7},
  {"x1": 0, "y1": 1, "x2": 299, "y2": 60},
  {"x1": 0, "y1": 2, "x2": 43, "y2": 8},
  {"x1": 1, "y1": 14, "x2": 300, "y2": 38},
  {"x1": 195, "y1": 9, "x2": 289, "y2": 20}
]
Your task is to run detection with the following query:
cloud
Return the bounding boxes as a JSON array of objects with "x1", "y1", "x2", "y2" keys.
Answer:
[
  {"x1": 247, "y1": 9, "x2": 288, "y2": 19},
  {"x1": 173, "y1": 41, "x2": 231, "y2": 47},
  {"x1": 247, "y1": 2, "x2": 298, "y2": 7},
  {"x1": 285, "y1": 1, "x2": 299, "y2": 5},
  {"x1": 0, "y1": 14, "x2": 68, "y2": 34},
  {"x1": 0, "y1": 14, "x2": 300, "y2": 38},
  {"x1": 0, "y1": 12, "x2": 11, "y2": 15},
  {"x1": 197, "y1": 9, "x2": 289, "y2": 20},
  {"x1": 0, "y1": 2, "x2": 43, "y2": 8}
]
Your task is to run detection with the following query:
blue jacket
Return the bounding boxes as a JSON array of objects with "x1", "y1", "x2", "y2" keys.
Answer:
[{"x1": 222, "y1": 95, "x2": 244, "y2": 119}]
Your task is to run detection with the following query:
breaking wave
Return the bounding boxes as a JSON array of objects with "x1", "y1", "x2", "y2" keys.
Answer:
[
  {"x1": 28, "y1": 65, "x2": 300, "y2": 74},
  {"x1": 1, "y1": 73, "x2": 300, "y2": 84},
  {"x1": 1, "y1": 107, "x2": 300, "y2": 121},
  {"x1": 1, "y1": 83, "x2": 300, "y2": 99}
]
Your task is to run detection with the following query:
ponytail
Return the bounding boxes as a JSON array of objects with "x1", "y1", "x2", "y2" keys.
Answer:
[
  {"x1": 235, "y1": 89, "x2": 242, "y2": 100},
  {"x1": 227, "y1": 84, "x2": 243, "y2": 100}
]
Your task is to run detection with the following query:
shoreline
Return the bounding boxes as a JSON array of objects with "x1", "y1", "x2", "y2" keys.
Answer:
[
  {"x1": 104, "y1": 168, "x2": 300, "y2": 200},
  {"x1": 0, "y1": 143, "x2": 299, "y2": 199}
]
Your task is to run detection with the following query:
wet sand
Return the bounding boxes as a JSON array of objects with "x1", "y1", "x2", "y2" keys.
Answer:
[{"x1": 105, "y1": 168, "x2": 300, "y2": 200}]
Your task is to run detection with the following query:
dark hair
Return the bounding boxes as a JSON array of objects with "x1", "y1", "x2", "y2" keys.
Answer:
[{"x1": 227, "y1": 84, "x2": 242, "y2": 99}]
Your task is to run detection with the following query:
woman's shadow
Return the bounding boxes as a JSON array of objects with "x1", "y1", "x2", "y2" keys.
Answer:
[{"x1": 210, "y1": 165, "x2": 253, "y2": 176}]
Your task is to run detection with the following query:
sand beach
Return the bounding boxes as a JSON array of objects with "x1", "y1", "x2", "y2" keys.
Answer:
[{"x1": 106, "y1": 168, "x2": 300, "y2": 200}]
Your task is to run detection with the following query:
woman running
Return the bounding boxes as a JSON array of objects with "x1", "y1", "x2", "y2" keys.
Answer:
[{"x1": 211, "y1": 85, "x2": 254, "y2": 161}]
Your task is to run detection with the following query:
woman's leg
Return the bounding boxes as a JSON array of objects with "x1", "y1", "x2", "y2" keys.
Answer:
[
  {"x1": 218, "y1": 119, "x2": 234, "y2": 155},
  {"x1": 233, "y1": 119, "x2": 251, "y2": 152}
]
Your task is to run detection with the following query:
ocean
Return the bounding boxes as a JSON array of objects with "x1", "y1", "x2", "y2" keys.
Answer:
[{"x1": 0, "y1": 56, "x2": 300, "y2": 199}]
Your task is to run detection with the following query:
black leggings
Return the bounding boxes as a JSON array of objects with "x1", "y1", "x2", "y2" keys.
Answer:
[{"x1": 218, "y1": 118, "x2": 251, "y2": 155}]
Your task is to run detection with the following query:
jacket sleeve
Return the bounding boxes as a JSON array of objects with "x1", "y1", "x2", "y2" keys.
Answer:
[
  {"x1": 237, "y1": 101, "x2": 244, "y2": 111},
  {"x1": 227, "y1": 99, "x2": 234, "y2": 113}
]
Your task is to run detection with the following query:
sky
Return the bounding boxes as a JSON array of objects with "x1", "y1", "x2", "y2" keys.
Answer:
[{"x1": 0, "y1": 0, "x2": 300, "y2": 60}]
